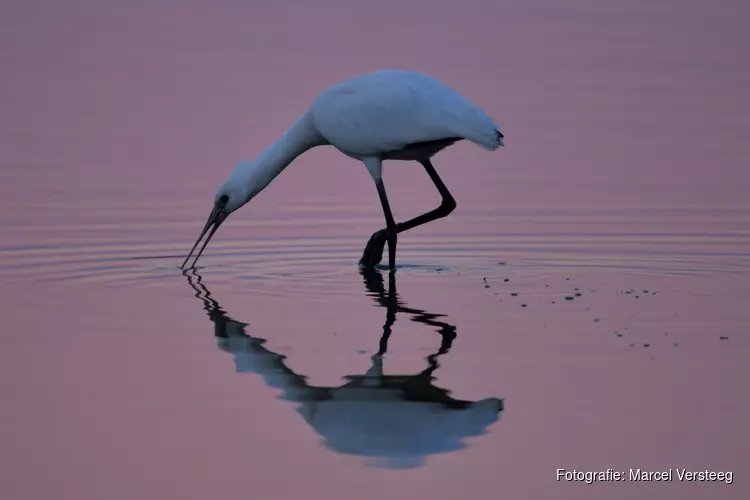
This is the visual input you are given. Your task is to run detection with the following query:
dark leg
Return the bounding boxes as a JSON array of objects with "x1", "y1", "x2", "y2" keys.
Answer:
[
  {"x1": 374, "y1": 179, "x2": 398, "y2": 271},
  {"x1": 360, "y1": 159, "x2": 457, "y2": 269}
]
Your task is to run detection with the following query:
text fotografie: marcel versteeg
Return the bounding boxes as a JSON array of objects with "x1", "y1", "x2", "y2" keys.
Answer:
[{"x1": 556, "y1": 468, "x2": 733, "y2": 484}]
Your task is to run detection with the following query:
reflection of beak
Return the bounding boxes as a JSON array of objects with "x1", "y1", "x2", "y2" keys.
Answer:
[{"x1": 180, "y1": 204, "x2": 229, "y2": 269}]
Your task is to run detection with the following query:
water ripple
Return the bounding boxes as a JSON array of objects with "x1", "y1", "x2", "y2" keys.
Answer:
[{"x1": 1, "y1": 228, "x2": 748, "y2": 294}]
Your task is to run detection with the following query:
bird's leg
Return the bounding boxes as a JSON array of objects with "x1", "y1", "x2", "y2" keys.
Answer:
[
  {"x1": 373, "y1": 179, "x2": 398, "y2": 271},
  {"x1": 359, "y1": 160, "x2": 456, "y2": 268}
]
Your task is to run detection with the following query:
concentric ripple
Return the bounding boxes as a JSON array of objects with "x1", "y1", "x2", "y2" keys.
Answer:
[{"x1": 2, "y1": 225, "x2": 749, "y2": 297}]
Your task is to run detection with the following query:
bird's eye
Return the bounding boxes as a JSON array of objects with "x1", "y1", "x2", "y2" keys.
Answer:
[{"x1": 218, "y1": 194, "x2": 229, "y2": 205}]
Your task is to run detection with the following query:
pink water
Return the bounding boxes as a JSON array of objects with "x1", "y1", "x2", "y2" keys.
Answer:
[{"x1": 1, "y1": 1, "x2": 749, "y2": 499}]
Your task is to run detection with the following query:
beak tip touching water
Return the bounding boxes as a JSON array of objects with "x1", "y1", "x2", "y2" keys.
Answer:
[{"x1": 180, "y1": 205, "x2": 228, "y2": 270}]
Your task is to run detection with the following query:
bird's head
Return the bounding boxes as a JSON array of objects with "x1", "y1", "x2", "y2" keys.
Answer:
[{"x1": 180, "y1": 162, "x2": 262, "y2": 269}]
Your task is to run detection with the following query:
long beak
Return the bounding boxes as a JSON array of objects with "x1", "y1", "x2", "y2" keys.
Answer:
[{"x1": 180, "y1": 205, "x2": 229, "y2": 269}]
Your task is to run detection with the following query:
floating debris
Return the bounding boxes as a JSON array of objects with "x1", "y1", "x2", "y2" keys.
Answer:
[
  {"x1": 511, "y1": 292, "x2": 518, "y2": 297},
  {"x1": 565, "y1": 296, "x2": 574, "y2": 301},
  {"x1": 720, "y1": 336, "x2": 729, "y2": 340},
  {"x1": 521, "y1": 304, "x2": 527, "y2": 308},
  {"x1": 593, "y1": 318, "x2": 601, "y2": 322},
  {"x1": 643, "y1": 344, "x2": 650, "y2": 348},
  {"x1": 504, "y1": 278, "x2": 510, "y2": 282}
]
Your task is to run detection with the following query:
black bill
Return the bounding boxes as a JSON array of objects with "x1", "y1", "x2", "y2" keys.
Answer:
[{"x1": 180, "y1": 201, "x2": 229, "y2": 269}]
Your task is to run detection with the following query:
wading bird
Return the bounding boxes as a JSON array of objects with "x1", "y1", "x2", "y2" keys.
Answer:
[{"x1": 181, "y1": 69, "x2": 504, "y2": 271}]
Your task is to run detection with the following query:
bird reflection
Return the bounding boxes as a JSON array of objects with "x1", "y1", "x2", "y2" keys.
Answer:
[{"x1": 184, "y1": 269, "x2": 504, "y2": 469}]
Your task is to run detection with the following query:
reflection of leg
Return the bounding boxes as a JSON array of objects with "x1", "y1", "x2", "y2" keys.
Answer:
[
  {"x1": 364, "y1": 354, "x2": 384, "y2": 385},
  {"x1": 437, "y1": 326, "x2": 457, "y2": 354},
  {"x1": 373, "y1": 269, "x2": 399, "y2": 355},
  {"x1": 403, "y1": 355, "x2": 472, "y2": 409}
]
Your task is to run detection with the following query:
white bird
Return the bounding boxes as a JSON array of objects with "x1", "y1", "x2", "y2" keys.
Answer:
[{"x1": 181, "y1": 69, "x2": 504, "y2": 270}]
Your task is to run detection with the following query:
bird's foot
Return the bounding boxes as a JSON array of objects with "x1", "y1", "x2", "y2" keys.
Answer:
[{"x1": 358, "y1": 229, "x2": 387, "y2": 269}]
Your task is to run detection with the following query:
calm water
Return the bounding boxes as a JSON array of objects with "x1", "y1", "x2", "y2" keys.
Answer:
[{"x1": 2, "y1": 1, "x2": 749, "y2": 499}]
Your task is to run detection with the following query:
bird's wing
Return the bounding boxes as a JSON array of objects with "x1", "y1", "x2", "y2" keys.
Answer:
[{"x1": 311, "y1": 70, "x2": 500, "y2": 156}]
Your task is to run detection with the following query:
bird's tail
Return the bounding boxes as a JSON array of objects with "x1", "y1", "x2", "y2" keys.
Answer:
[{"x1": 453, "y1": 106, "x2": 503, "y2": 150}]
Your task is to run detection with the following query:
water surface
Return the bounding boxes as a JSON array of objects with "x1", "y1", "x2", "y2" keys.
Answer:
[{"x1": 1, "y1": 1, "x2": 749, "y2": 499}]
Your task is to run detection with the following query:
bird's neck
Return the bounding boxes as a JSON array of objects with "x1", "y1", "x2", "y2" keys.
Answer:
[{"x1": 245, "y1": 110, "x2": 325, "y2": 192}]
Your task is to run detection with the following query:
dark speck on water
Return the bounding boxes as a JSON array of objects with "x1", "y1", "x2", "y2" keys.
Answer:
[
  {"x1": 565, "y1": 296, "x2": 574, "y2": 301},
  {"x1": 643, "y1": 344, "x2": 650, "y2": 348},
  {"x1": 521, "y1": 304, "x2": 527, "y2": 308},
  {"x1": 511, "y1": 293, "x2": 518, "y2": 296},
  {"x1": 720, "y1": 336, "x2": 729, "y2": 340},
  {"x1": 504, "y1": 278, "x2": 510, "y2": 282},
  {"x1": 575, "y1": 292, "x2": 582, "y2": 297}
]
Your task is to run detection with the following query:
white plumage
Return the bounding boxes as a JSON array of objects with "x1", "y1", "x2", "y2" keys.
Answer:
[
  {"x1": 312, "y1": 69, "x2": 503, "y2": 158},
  {"x1": 181, "y1": 69, "x2": 504, "y2": 270}
]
